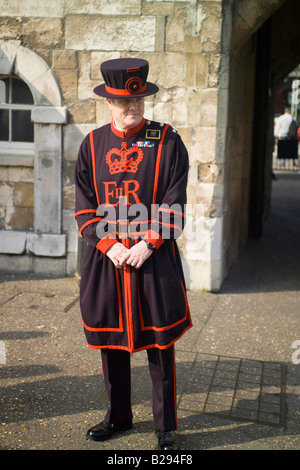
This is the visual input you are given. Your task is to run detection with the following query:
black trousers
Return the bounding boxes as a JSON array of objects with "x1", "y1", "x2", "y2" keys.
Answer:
[{"x1": 100, "y1": 345, "x2": 177, "y2": 431}]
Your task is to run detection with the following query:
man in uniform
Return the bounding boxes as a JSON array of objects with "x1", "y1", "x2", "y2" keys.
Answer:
[{"x1": 75, "y1": 58, "x2": 192, "y2": 450}]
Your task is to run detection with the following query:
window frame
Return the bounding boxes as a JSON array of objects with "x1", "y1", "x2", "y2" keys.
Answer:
[{"x1": 0, "y1": 74, "x2": 34, "y2": 156}]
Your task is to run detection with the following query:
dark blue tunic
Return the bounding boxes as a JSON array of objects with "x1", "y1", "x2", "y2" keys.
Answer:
[{"x1": 75, "y1": 118, "x2": 192, "y2": 352}]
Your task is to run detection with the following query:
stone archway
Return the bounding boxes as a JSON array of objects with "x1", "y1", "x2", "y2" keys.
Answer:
[
  {"x1": 231, "y1": 0, "x2": 288, "y2": 51},
  {"x1": 0, "y1": 40, "x2": 67, "y2": 259}
]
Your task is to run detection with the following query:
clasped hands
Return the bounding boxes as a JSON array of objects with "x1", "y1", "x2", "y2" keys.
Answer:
[{"x1": 106, "y1": 241, "x2": 153, "y2": 269}]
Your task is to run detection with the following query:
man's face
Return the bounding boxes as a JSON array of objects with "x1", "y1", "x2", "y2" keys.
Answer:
[{"x1": 107, "y1": 97, "x2": 144, "y2": 130}]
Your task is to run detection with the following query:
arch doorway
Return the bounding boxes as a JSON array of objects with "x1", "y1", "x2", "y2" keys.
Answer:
[{"x1": 222, "y1": 0, "x2": 300, "y2": 282}]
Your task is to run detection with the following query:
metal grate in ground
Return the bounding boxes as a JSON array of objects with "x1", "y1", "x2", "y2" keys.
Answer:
[{"x1": 177, "y1": 352, "x2": 287, "y2": 428}]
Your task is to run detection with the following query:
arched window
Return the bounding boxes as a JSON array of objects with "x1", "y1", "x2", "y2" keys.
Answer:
[
  {"x1": 0, "y1": 75, "x2": 34, "y2": 155},
  {"x1": 0, "y1": 42, "x2": 68, "y2": 262}
]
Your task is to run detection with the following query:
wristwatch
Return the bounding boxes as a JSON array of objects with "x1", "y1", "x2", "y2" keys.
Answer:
[{"x1": 144, "y1": 240, "x2": 156, "y2": 251}]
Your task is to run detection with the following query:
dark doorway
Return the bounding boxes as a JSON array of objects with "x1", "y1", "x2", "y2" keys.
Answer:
[{"x1": 248, "y1": 0, "x2": 300, "y2": 240}]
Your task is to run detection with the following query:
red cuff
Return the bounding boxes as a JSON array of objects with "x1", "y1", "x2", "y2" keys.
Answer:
[
  {"x1": 96, "y1": 236, "x2": 118, "y2": 254},
  {"x1": 142, "y1": 229, "x2": 165, "y2": 250}
]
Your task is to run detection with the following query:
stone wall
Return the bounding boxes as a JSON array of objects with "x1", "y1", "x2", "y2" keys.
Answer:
[
  {"x1": 0, "y1": 163, "x2": 34, "y2": 231},
  {"x1": 1, "y1": 0, "x2": 288, "y2": 289},
  {"x1": 0, "y1": 0, "x2": 226, "y2": 289}
]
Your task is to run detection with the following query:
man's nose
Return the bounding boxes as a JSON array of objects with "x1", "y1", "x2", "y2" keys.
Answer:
[{"x1": 129, "y1": 99, "x2": 140, "y2": 109}]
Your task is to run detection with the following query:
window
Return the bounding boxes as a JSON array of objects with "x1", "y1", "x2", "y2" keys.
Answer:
[{"x1": 0, "y1": 75, "x2": 34, "y2": 155}]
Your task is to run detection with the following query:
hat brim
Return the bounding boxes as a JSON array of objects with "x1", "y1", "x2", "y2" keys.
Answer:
[{"x1": 93, "y1": 81, "x2": 159, "y2": 99}]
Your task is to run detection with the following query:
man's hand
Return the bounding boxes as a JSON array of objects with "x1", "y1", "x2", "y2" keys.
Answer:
[
  {"x1": 119, "y1": 241, "x2": 153, "y2": 269},
  {"x1": 106, "y1": 242, "x2": 130, "y2": 269}
]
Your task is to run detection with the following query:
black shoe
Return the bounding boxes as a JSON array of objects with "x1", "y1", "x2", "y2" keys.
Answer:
[
  {"x1": 156, "y1": 429, "x2": 178, "y2": 450},
  {"x1": 86, "y1": 420, "x2": 132, "y2": 441}
]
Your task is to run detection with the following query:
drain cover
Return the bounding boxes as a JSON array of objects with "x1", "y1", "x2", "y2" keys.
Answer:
[{"x1": 177, "y1": 352, "x2": 286, "y2": 427}]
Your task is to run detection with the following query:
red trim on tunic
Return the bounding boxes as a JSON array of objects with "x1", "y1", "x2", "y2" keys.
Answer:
[
  {"x1": 151, "y1": 124, "x2": 169, "y2": 214},
  {"x1": 110, "y1": 118, "x2": 146, "y2": 139},
  {"x1": 96, "y1": 237, "x2": 118, "y2": 254},
  {"x1": 137, "y1": 278, "x2": 189, "y2": 332},
  {"x1": 79, "y1": 217, "x2": 102, "y2": 236},
  {"x1": 142, "y1": 229, "x2": 164, "y2": 250},
  {"x1": 82, "y1": 267, "x2": 124, "y2": 333},
  {"x1": 89, "y1": 130, "x2": 100, "y2": 207},
  {"x1": 158, "y1": 207, "x2": 186, "y2": 218},
  {"x1": 123, "y1": 238, "x2": 135, "y2": 351},
  {"x1": 75, "y1": 208, "x2": 97, "y2": 218},
  {"x1": 85, "y1": 325, "x2": 192, "y2": 352}
]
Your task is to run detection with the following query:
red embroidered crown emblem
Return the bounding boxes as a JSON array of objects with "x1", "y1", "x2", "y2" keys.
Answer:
[{"x1": 106, "y1": 142, "x2": 143, "y2": 174}]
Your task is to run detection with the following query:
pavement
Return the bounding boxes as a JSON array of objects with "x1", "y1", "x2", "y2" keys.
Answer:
[{"x1": 0, "y1": 171, "x2": 300, "y2": 452}]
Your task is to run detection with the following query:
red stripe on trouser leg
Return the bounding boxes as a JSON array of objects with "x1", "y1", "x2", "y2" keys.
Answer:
[
  {"x1": 147, "y1": 345, "x2": 177, "y2": 431},
  {"x1": 101, "y1": 349, "x2": 133, "y2": 425}
]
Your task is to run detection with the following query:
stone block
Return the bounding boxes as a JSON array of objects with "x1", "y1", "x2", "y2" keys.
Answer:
[
  {"x1": 66, "y1": 250, "x2": 77, "y2": 275},
  {"x1": 155, "y1": 16, "x2": 165, "y2": 52},
  {"x1": 0, "y1": 230, "x2": 26, "y2": 254},
  {"x1": 0, "y1": 253, "x2": 33, "y2": 272},
  {"x1": 201, "y1": 88, "x2": 218, "y2": 126},
  {"x1": 26, "y1": 233, "x2": 66, "y2": 257},
  {"x1": 13, "y1": 182, "x2": 34, "y2": 207},
  {"x1": 198, "y1": 163, "x2": 223, "y2": 184},
  {"x1": 1, "y1": 156, "x2": 34, "y2": 168},
  {"x1": 34, "y1": 124, "x2": 62, "y2": 233},
  {"x1": 187, "y1": 88, "x2": 202, "y2": 127},
  {"x1": 65, "y1": 0, "x2": 141, "y2": 15},
  {"x1": 63, "y1": 124, "x2": 95, "y2": 162},
  {"x1": 33, "y1": 256, "x2": 66, "y2": 275},
  {"x1": 142, "y1": 1, "x2": 174, "y2": 16},
  {"x1": 8, "y1": 167, "x2": 34, "y2": 183},
  {"x1": 21, "y1": 18, "x2": 63, "y2": 49},
  {"x1": 78, "y1": 52, "x2": 100, "y2": 100},
  {"x1": 190, "y1": 126, "x2": 216, "y2": 163},
  {"x1": 68, "y1": 100, "x2": 96, "y2": 125},
  {"x1": 53, "y1": 69, "x2": 77, "y2": 102},
  {"x1": 166, "y1": 7, "x2": 185, "y2": 52},
  {"x1": 208, "y1": 54, "x2": 221, "y2": 88},
  {"x1": 66, "y1": 15, "x2": 156, "y2": 52},
  {"x1": 185, "y1": 54, "x2": 208, "y2": 87},
  {"x1": 7, "y1": 207, "x2": 34, "y2": 231},
  {"x1": 0, "y1": 19, "x2": 22, "y2": 40},
  {"x1": 62, "y1": 209, "x2": 77, "y2": 234},
  {"x1": 177, "y1": 127, "x2": 191, "y2": 151},
  {"x1": 188, "y1": 161, "x2": 199, "y2": 185},
  {"x1": 32, "y1": 70, "x2": 63, "y2": 107},
  {"x1": 200, "y1": 3, "x2": 222, "y2": 53},
  {"x1": 15, "y1": 45, "x2": 49, "y2": 85},
  {"x1": 0, "y1": 182, "x2": 14, "y2": 227},
  {"x1": 153, "y1": 101, "x2": 173, "y2": 125},
  {"x1": 31, "y1": 106, "x2": 67, "y2": 124},
  {"x1": 0, "y1": 40, "x2": 20, "y2": 74},
  {"x1": 53, "y1": 50, "x2": 77, "y2": 69},
  {"x1": 148, "y1": 53, "x2": 185, "y2": 88},
  {"x1": 63, "y1": 185, "x2": 75, "y2": 211},
  {"x1": 172, "y1": 88, "x2": 188, "y2": 126},
  {"x1": 0, "y1": 0, "x2": 64, "y2": 18},
  {"x1": 185, "y1": 215, "x2": 223, "y2": 262},
  {"x1": 0, "y1": 166, "x2": 8, "y2": 180},
  {"x1": 184, "y1": 36, "x2": 202, "y2": 54}
]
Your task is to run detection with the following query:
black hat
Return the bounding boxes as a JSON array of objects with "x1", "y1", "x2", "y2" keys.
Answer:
[{"x1": 93, "y1": 58, "x2": 159, "y2": 99}]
